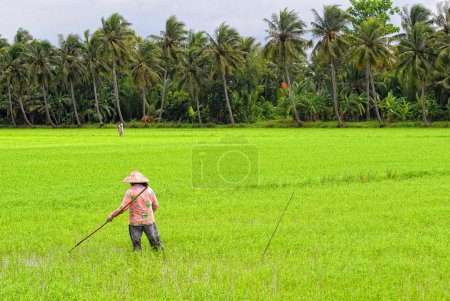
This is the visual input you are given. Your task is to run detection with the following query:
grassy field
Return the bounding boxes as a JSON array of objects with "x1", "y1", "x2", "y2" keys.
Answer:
[{"x1": 0, "y1": 128, "x2": 449, "y2": 300}]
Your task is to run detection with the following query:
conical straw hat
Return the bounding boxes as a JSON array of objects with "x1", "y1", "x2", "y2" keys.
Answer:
[{"x1": 123, "y1": 170, "x2": 150, "y2": 183}]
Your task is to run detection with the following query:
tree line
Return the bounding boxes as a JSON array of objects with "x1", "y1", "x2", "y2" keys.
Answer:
[{"x1": 0, "y1": 0, "x2": 449, "y2": 128}]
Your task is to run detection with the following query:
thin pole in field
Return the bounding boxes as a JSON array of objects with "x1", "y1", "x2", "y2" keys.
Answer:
[{"x1": 261, "y1": 192, "x2": 295, "y2": 259}]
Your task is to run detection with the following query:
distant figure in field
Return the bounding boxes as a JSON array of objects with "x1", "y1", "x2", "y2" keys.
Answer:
[
  {"x1": 117, "y1": 122, "x2": 124, "y2": 136},
  {"x1": 108, "y1": 170, "x2": 164, "y2": 251}
]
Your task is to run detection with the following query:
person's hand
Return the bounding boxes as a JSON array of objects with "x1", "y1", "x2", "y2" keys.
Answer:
[{"x1": 107, "y1": 214, "x2": 114, "y2": 222}]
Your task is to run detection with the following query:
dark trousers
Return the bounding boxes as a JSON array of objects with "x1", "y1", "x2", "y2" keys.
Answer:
[{"x1": 128, "y1": 223, "x2": 164, "y2": 251}]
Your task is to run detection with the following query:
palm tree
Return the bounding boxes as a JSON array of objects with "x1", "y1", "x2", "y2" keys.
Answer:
[
  {"x1": 0, "y1": 35, "x2": 8, "y2": 49},
  {"x1": 0, "y1": 48, "x2": 16, "y2": 126},
  {"x1": 27, "y1": 40, "x2": 57, "y2": 127},
  {"x1": 1, "y1": 30, "x2": 34, "y2": 127},
  {"x1": 177, "y1": 30, "x2": 209, "y2": 126},
  {"x1": 58, "y1": 34, "x2": 85, "y2": 126},
  {"x1": 14, "y1": 28, "x2": 33, "y2": 45},
  {"x1": 151, "y1": 16, "x2": 187, "y2": 122},
  {"x1": 434, "y1": 1, "x2": 450, "y2": 34},
  {"x1": 237, "y1": 36, "x2": 263, "y2": 123},
  {"x1": 207, "y1": 23, "x2": 243, "y2": 125},
  {"x1": 83, "y1": 30, "x2": 108, "y2": 125},
  {"x1": 96, "y1": 13, "x2": 134, "y2": 124},
  {"x1": 310, "y1": 5, "x2": 348, "y2": 127},
  {"x1": 7, "y1": 45, "x2": 33, "y2": 127},
  {"x1": 350, "y1": 19, "x2": 392, "y2": 126},
  {"x1": 130, "y1": 41, "x2": 161, "y2": 124},
  {"x1": 400, "y1": 4, "x2": 433, "y2": 33},
  {"x1": 264, "y1": 8, "x2": 308, "y2": 125},
  {"x1": 0, "y1": 43, "x2": 17, "y2": 126},
  {"x1": 432, "y1": 2, "x2": 450, "y2": 91},
  {"x1": 397, "y1": 22, "x2": 435, "y2": 126}
]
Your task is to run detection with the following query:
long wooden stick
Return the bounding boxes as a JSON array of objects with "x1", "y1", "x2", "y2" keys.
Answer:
[
  {"x1": 261, "y1": 192, "x2": 295, "y2": 259},
  {"x1": 69, "y1": 186, "x2": 148, "y2": 253}
]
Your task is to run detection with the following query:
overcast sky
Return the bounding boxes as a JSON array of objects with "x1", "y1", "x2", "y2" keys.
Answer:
[{"x1": 0, "y1": 0, "x2": 442, "y2": 45}]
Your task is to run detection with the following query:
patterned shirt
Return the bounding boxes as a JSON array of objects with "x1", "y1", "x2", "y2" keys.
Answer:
[{"x1": 121, "y1": 184, "x2": 159, "y2": 225}]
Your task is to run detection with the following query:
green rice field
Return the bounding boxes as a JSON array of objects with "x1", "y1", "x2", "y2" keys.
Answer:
[{"x1": 0, "y1": 128, "x2": 449, "y2": 300}]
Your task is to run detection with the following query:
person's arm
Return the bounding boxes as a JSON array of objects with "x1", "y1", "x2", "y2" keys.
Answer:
[
  {"x1": 150, "y1": 191, "x2": 159, "y2": 212},
  {"x1": 107, "y1": 191, "x2": 132, "y2": 221}
]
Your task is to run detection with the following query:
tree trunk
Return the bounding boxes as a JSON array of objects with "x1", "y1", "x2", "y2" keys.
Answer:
[
  {"x1": 142, "y1": 87, "x2": 147, "y2": 125},
  {"x1": 112, "y1": 60, "x2": 125, "y2": 124},
  {"x1": 92, "y1": 70, "x2": 103, "y2": 125},
  {"x1": 17, "y1": 96, "x2": 34, "y2": 127},
  {"x1": 368, "y1": 64, "x2": 382, "y2": 127},
  {"x1": 158, "y1": 63, "x2": 169, "y2": 122},
  {"x1": 70, "y1": 79, "x2": 82, "y2": 126},
  {"x1": 284, "y1": 64, "x2": 300, "y2": 125},
  {"x1": 7, "y1": 85, "x2": 16, "y2": 127},
  {"x1": 195, "y1": 91, "x2": 203, "y2": 127},
  {"x1": 41, "y1": 79, "x2": 56, "y2": 127},
  {"x1": 365, "y1": 65, "x2": 371, "y2": 121},
  {"x1": 330, "y1": 59, "x2": 343, "y2": 127},
  {"x1": 220, "y1": 70, "x2": 235, "y2": 125},
  {"x1": 420, "y1": 79, "x2": 430, "y2": 127}
]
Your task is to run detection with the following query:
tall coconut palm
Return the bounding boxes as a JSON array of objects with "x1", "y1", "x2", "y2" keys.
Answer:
[
  {"x1": 434, "y1": 1, "x2": 450, "y2": 34},
  {"x1": 310, "y1": 5, "x2": 348, "y2": 127},
  {"x1": 207, "y1": 23, "x2": 243, "y2": 125},
  {"x1": 151, "y1": 16, "x2": 187, "y2": 122},
  {"x1": 58, "y1": 34, "x2": 85, "y2": 126},
  {"x1": 397, "y1": 22, "x2": 435, "y2": 127},
  {"x1": 83, "y1": 30, "x2": 108, "y2": 125},
  {"x1": 177, "y1": 30, "x2": 209, "y2": 126},
  {"x1": 3, "y1": 44, "x2": 33, "y2": 127},
  {"x1": 237, "y1": 36, "x2": 263, "y2": 123},
  {"x1": 96, "y1": 13, "x2": 134, "y2": 124},
  {"x1": 432, "y1": 2, "x2": 450, "y2": 91},
  {"x1": 14, "y1": 28, "x2": 33, "y2": 45},
  {"x1": 400, "y1": 4, "x2": 433, "y2": 32},
  {"x1": 264, "y1": 8, "x2": 308, "y2": 125},
  {"x1": 130, "y1": 41, "x2": 161, "y2": 124},
  {"x1": 0, "y1": 44, "x2": 17, "y2": 126},
  {"x1": 0, "y1": 35, "x2": 8, "y2": 49},
  {"x1": 350, "y1": 19, "x2": 392, "y2": 126},
  {"x1": 27, "y1": 40, "x2": 57, "y2": 127},
  {"x1": 433, "y1": 2, "x2": 450, "y2": 57}
]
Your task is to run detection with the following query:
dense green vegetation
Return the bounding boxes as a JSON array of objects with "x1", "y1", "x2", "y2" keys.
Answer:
[
  {"x1": 0, "y1": 128, "x2": 449, "y2": 299},
  {"x1": 0, "y1": 1, "x2": 449, "y2": 128}
]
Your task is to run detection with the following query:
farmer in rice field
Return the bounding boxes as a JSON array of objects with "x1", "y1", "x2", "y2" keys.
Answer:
[
  {"x1": 117, "y1": 122, "x2": 124, "y2": 136},
  {"x1": 107, "y1": 170, "x2": 164, "y2": 251}
]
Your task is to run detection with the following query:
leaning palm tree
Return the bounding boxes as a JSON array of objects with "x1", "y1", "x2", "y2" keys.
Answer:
[
  {"x1": 151, "y1": 16, "x2": 187, "y2": 122},
  {"x1": 397, "y1": 22, "x2": 435, "y2": 127},
  {"x1": 177, "y1": 30, "x2": 209, "y2": 126},
  {"x1": 350, "y1": 19, "x2": 392, "y2": 126},
  {"x1": 130, "y1": 41, "x2": 161, "y2": 124},
  {"x1": 27, "y1": 40, "x2": 57, "y2": 127},
  {"x1": 83, "y1": 30, "x2": 108, "y2": 125},
  {"x1": 58, "y1": 34, "x2": 85, "y2": 126},
  {"x1": 264, "y1": 8, "x2": 308, "y2": 125},
  {"x1": 95, "y1": 13, "x2": 134, "y2": 124},
  {"x1": 310, "y1": 5, "x2": 348, "y2": 127},
  {"x1": 207, "y1": 23, "x2": 243, "y2": 125}
]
